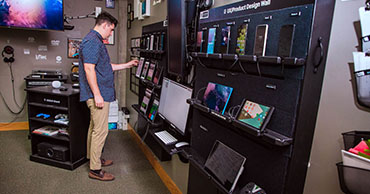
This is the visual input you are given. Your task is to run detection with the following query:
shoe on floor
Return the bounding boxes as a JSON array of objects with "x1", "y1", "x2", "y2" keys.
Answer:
[
  {"x1": 88, "y1": 170, "x2": 115, "y2": 181},
  {"x1": 101, "y1": 158, "x2": 113, "y2": 167}
]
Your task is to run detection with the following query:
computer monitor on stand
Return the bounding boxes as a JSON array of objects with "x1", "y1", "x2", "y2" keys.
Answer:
[{"x1": 158, "y1": 77, "x2": 193, "y2": 136}]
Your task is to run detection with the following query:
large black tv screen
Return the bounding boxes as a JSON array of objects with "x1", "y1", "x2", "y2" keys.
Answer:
[{"x1": 0, "y1": 0, "x2": 64, "y2": 31}]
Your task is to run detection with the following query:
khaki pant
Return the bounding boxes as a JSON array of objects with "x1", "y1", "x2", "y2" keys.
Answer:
[{"x1": 86, "y1": 99, "x2": 110, "y2": 170}]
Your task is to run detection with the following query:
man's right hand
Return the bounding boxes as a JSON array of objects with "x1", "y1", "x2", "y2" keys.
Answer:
[{"x1": 94, "y1": 95, "x2": 104, "y2": 108}]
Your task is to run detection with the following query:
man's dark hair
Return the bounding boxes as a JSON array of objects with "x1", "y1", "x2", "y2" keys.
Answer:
[{"x1": 95, "y1": 12, "x2": 118, "y2": 27}]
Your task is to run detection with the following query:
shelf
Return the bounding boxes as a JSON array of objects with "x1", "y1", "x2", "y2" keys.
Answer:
[
  {"x1": 29, "y1": 117, "x2": 69, "y2": 127},
  {"x1": 27, "y1": 84, "x2": 89, "y2": 170},
  {"x1": 140, "y1": 79, "x2": 162, "y2": 89},
  {"x1": 190, "y1": 52, "x2": 305, "y2": 67},
  {"x1": 239, "y1": 55, "x2": 258, "y2": 63},
  {"x1": 30, "y1": 154, "x2": 86, "y2": 170},
  {"x1": 28, "y1": 102, "x2": 68, "y2": 111},
  {"x1": 262, "y1": 129, "x2": 293, "y2": 146},
  {"x1": 147, "y1": 129, "x2": 182, "y2": 155},
  {"x1": 282, "y1": 57, "x2": 306, "y2": 66},
  {"x1": 139, "y1": 49, "x2": 165, "y2": 55},
  {"x1": 187, "y1": 98, "x2": 292, "y2": 147},
  {"x1": 31, "y1": 132, "x2": 70, "y2": 142},
  {"x1": 258, "y1": 56, "x2": 282, "y2": 64},
  {"x1": 188, "y1": 154, "x2": 230, "y2": 194}
]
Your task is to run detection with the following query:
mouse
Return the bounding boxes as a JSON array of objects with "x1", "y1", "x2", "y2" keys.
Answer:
[{"x1": 175, "y1": 142, "x2": 189, "y2": 148}]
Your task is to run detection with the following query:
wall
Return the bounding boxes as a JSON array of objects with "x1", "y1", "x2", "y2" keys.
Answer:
[
  {"x1": 125, "y1": 0, "x2": 189, "y2": 193},
  {"x1": 0, "y1": 0, "x2": 121, "y2": 123},
  {"x1": 303, "y1": 0, "x2": 370, "y2": 193}
]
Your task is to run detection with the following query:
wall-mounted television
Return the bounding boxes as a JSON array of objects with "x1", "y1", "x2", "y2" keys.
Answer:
[{"x1": 0, "y1": 0, "x2": 64, "y2": 31}]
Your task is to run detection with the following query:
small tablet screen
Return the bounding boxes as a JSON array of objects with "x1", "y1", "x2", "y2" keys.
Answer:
[
  {"x1": 203, "y1": 82, "x2": 233, "y2": 115},
  {"x1": 237, "y1": 100, "x2": 272, "y2": 130}
]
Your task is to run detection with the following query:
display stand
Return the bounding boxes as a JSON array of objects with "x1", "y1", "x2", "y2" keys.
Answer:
[
  {"x1": 132, "y1": 21, "x2": 191, "y2": 161},
  {"x1": 26, "y1": 84, "x2": 89, "y2": 170},
  {"x1": 187, "y1": 0, "x2": 335, "y2": 193}
]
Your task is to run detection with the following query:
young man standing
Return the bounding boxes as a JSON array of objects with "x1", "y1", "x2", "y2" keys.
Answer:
[{"x1": 79, "y1": 12, "x2": 138, "y2": 181}]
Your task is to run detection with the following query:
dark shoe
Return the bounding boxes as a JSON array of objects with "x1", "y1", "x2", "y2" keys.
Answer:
[
  {"x1": 88, "y1": 170, "x2": 115, "y2": 181},
  {"x1": 101, "y1": 158, "x2": 113, "y2": 167}
]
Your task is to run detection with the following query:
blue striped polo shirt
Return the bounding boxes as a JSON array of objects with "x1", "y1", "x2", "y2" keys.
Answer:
[{"x1": 79, "y1": 30, "x2": 115, "y2": 102}]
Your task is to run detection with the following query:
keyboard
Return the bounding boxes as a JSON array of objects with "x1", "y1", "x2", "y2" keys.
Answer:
[{"x1": 154, "y1": 130, "x2": 178, "y2": 145}]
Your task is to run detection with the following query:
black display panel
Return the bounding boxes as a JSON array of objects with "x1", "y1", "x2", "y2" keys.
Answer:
[{"x1": 167, "y1": 0, "x2": 185, "y2": 77}]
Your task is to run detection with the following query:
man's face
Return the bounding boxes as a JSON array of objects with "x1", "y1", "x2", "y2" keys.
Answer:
[{"x1": 102, "y1": 22, "x2": 115, "y2": 39}]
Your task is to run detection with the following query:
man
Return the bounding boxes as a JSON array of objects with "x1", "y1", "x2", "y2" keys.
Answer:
[{"x1": 79, "y1": 12, "x2": 138, "y2": 181}]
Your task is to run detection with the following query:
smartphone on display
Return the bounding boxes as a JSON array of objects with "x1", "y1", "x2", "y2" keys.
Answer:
[
  {"x1": 159, "y1": 33, "x2": 165, "y2": 51},
  {"x1": 148, "y1": 98, "x2": 160, "y2": 121},
  {"x1": 277, "y1": 24, "x2": 296, "y2": 57},
  {"x1": 153, "y1": 65, "x2": 163, "y2": 85},
  {"x1": 135, "y1": 57, "x2": 145, "y2": 78},
  {"x1": 207, "y1": 28, "x2": 217, "y2": 54},
  {"x1": 141, "y1": 61, "x2": 150, "y2": 79},
  {"x1": 146, "y1": 62, "x2": 156, "y2": 81},
  {"x1": 197, "y1": 31, "x2": 204, "y2": 52},
  {"x1": 253, "y1": 24, "x2": 268, "y2": 56},
  {"x1": 220, "y1": 26, "x2": 231, "y2": 54},
  {"x1": 150, "y1": 35, "x2": 154, "y2": 50},
  {"x1": 236, "y1": 23, "x2": 248, "y2": 55}
]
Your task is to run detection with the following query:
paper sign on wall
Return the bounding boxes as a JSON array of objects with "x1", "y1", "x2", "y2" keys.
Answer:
[
  {"x1": 56, "y1": 56, "x2": 62, "y2": 64},
  {"x1": 35, "y1": 54, "x2": 47, "y2": 60},
  {"x1": 51, "y1": 40, "x2": 60, "y2": 46},
  {"x1": 24, "y1": 49, "x2": 30, "y2": 55},
  {"x1": 27, "y1": 37, "x2": 35, "y2": 43},
  {"x1": 38, "y1": 45, "x2": 48, "y2": 52}
]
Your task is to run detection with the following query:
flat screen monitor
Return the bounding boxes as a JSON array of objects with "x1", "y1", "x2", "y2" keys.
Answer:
[
  {"x1": 205, "y1": 140, "x2": 246, "y2": 194},
  {"x1": 0, "y1": 0, "x2": 64, "y2": 31},
  {"x1": 158, "y1": 77, "x2": 193, "y2": 135},
  {"x1": 203, "y1": 82, "x2": 233, "y2": 115}
]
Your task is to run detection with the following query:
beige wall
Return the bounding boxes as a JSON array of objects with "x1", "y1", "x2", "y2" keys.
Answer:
[
  {"x1": 0, "y1": 0, "x2": 121, "y2": 123},
  {"x1": 304, "y1": 0, "x2": 370, "y2": 193}
]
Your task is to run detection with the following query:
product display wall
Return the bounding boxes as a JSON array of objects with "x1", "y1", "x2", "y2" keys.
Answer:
[{"x1": 186, "y1": 0, "x2": 335, "y2": 193}]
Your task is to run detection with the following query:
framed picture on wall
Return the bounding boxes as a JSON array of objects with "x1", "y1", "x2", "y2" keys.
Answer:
[
  {"x1": 130, "y1": 11, "x2": 134, "y2": 21},
  {"x1": 127, "y1": 20, "x2": 131, "y2": 29},
  {"x1": 103, "y1": 31, "x2": 114, "y2": 45},
  {"x1": 106, "y1": 0, "x2": 115, "y2": 8},
  {"x1": 127, "y1": 3, "x2": 132, "y2": 12},
  {"x1": 67, "y1": 38, "x2": 82, "y2": 59}
]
